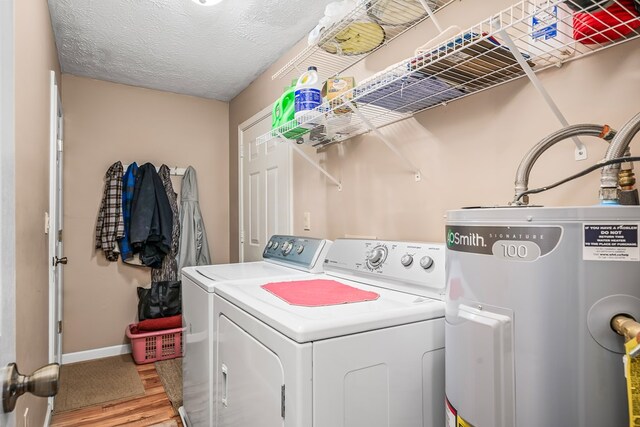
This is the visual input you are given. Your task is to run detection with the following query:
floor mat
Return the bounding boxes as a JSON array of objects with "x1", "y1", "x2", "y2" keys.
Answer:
[
  {"x1": 54, "y1": 354, "x2": 145, "y2": 413},
  {"x1": 155, "y1": 357, "x2": 182, "y2": 414}
]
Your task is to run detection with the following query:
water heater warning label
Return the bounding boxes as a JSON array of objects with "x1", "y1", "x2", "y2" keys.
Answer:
[{"x1": 583, "y1": 224, "x2": 639, "y2": 261}]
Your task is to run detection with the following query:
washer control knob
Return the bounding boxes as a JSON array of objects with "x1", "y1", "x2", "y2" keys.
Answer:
[
  {"x1": 296, "y1": 245, "x2": 304, "y2": 255},
  {"x1": 282, "y1": 241, "x2": 294, "y2": 256},
  {"x1": 273, "y1": 241, "x2": 279, "y2": 250},
  {"x1": 267, "y1": 241, "x2": 273, "y2": 249},
  {"x1": 401, "y1": 254, "x2": 413, "y2": 267},
  {"x1": 366, "y1": 246, "x2": 387, "y2": 268},
  {"x1": 420, "y1": 256, "x2": 434, "y2": 270}
]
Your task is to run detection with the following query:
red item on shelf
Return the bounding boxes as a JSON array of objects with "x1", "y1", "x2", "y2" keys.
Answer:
[
  {"x1": 136, "y1": 314, "x2": 182, "y2": 331},
  {"x1": 262, "y1": 279, "x2": 380, "y2": 307},
  {"x1": 573, "y1": 0, "x2": 640, "y2": 44}
]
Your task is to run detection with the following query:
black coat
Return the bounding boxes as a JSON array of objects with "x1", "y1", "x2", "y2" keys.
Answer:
[{"x1": 129, "y1": 163, "x2": 173, "y2": 268}]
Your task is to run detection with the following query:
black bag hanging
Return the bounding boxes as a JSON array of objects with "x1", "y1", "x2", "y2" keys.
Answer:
[{"x1": 137, "y1": 280, "x2": 182, "y2": 321}]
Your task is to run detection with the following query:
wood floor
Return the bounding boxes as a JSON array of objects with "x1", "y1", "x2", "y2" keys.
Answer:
[{"x1": 50, "y1": 362, "x2": 183, "y2": 427}]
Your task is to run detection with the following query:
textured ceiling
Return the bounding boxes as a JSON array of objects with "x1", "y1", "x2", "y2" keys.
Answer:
[{"x1": 48, "y1": 0, "x2": 334, "y2": 101}]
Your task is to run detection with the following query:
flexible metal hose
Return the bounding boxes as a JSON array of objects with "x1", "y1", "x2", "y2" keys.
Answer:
[
  {"x1": 513, "y1": 124, "x2": 615, "y2": 204},
  {"x1": 600, "y1": 112, "x2": 640, "y2": 202},
  {"x1": 515, "y1": 155, "x2": 640, "y2": 202}
]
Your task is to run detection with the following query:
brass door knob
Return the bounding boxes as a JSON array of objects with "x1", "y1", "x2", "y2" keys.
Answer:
[{"x1": 2, "y1": 363, "x2": 60, "y2": 413}]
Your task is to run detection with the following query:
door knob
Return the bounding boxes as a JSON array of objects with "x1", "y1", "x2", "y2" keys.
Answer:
[
  {"x1": 54, "y1": 256, "x2": 68, "y2": 266},
  {"x1": 2, "y1": 363, "x2": 60, "y2": 413}
]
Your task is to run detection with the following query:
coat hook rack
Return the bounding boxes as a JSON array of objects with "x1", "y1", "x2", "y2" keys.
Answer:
[{"x1": 122, "y1": 163, "x2": 187, "y2": 176}]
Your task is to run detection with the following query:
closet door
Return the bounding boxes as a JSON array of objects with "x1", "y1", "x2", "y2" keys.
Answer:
[{"x1": 240, "y1": 113, "x2": 292, "y2": 262}]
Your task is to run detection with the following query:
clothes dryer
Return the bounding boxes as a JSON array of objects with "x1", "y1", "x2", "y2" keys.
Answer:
[
  {"x1": 213, "y1": 239, "x2": 446, "y2": 427},
  {"x1": 180, "y1": 235, "x2": 331, "y2": 427}
]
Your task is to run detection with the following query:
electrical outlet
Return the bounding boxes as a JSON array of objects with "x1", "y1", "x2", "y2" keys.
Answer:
[{"x1": 303, "y1": 212, "x2": 311, "y2": 231}]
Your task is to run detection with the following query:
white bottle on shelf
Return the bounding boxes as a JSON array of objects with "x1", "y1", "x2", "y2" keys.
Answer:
[{"x1": 294, "y1": 66, "x2": 323, "y2": 128}]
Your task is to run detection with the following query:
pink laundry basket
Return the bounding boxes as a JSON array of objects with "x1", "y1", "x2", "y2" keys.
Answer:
[{"x1": 126, "y1": 323, "x2": 184, "y2": 364}]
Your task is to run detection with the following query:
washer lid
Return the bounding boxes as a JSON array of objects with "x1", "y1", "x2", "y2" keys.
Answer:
[
  {"x1": 214, "y1": 274, "x2": 444, "y2": 343},
  {"x1": 181, "y1": 262, "x2": 308, "y2": 292}
]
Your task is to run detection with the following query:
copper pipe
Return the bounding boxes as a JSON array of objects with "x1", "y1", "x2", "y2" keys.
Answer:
[{"x1": 611, "y1": 315, "x2": 640, "y2": 342}]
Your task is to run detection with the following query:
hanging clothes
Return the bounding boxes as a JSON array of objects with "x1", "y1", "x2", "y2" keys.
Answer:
[
  {"x1": 95, "y1": 161, "x2": 125, "y2": 261},
  {"x1": 130, "y1": 163, "x2": 173, "y2": 268},
  {"x1": 118, "y1": 162, "x2": 138, "y2": 262},
  {"x1": 178, "y1": 166, "x2": 211, "y2": 270},
  {"x1": 151, "y1": 165, "x2": 180, "y2": 281}
]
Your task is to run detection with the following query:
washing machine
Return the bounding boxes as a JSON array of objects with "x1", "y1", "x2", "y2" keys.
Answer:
[
  {"x1": 180, "y1": 235, "x2": 331, "y2": 427},
  {"x1": 212, "y1": 238, "x2": 446, "y2": 427}
]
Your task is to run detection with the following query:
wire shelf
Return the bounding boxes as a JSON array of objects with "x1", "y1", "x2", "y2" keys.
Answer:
[
  {"x1": 259, "y1": 0, "x2": 640, "y2": 148},
  {"x1": 272, "y1": 0, "x2": 453, "y2": 82}
]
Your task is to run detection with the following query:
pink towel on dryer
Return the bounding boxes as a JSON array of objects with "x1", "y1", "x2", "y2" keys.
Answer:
[{"x1": 261, "y1": 279, "x2": 380, "y2": 307}]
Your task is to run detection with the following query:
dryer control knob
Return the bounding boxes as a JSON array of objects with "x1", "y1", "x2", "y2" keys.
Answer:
[
  {"x1": 401, "y1": 254, "x2": 413, "y2": 267},
  {"x1": 420, "y1": 256, "x2": 434, "y2": 270},
  {"x1": 273, "y1": 242, "x2": 279, "y2": 249},
  {"x1": 366, "y1": 246, "x2": 387, "y2": 268},
  {"x1": 296, "y1": 245, "x2": 304, "y2": 255},
  {"x1": 282, "y1": 241, "x2": 293, "y2": 256},
  {"x1": 267, "y1": 241, "x2": 273, "y2": 249}
]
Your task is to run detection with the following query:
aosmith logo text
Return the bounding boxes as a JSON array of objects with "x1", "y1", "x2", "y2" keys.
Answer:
[{"x1": 447, "y1": 229, "x2": 487, "y2": 248}]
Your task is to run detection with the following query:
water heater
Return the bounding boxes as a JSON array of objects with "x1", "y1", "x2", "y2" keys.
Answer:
[
  {"x1": 444, "y1": 114, "x2": 640, "y2": 427},
  {"x1": 445, "y1": 206, "x2": 640, "y2": 426}
]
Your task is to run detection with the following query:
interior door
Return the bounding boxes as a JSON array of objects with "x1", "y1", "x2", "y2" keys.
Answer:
[
  {"x1": 0, "y1": 0, "x2": 16, "y2": 424},
  {"x1": 240, "y1": 112, "x2": 292, "y2": 261},
  {"x1": 48, "y1": 71, "x2": 64, "y2": 368}
]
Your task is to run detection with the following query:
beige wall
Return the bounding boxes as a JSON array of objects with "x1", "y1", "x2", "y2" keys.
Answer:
[
  {"x1": 229, "y1": 0, "x2": 640, "y2": 252},
  {"x1": 14, "y1": 0, "x2": 61, "y2": 424},
  {"x1": 61, "y1": 75, "x2": 229, "y2": 353}
]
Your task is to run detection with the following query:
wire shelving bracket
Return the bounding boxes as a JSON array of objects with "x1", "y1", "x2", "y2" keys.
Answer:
[
  {"x1": 418, "y1": 0, "x2": 444, "y2": 32},
  {"x1": 276, "y1": 131, "x2": 343, "y2": 191},
  {"x1": 346, "y1": 99, "x2": 422, "y2": 182},
  {"x1": 497, "y1": 29, "x2": 588, "y2": 160}
]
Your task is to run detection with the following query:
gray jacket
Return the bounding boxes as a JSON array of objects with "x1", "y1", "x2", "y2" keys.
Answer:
[{"x1": 178, "y1": 166, "x2": 211, "y2": 270}]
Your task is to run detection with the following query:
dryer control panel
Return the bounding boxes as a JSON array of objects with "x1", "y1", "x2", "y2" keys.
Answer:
[
  {"x1": 323, "y1": 239, "x2": 445, "y2": 299},
  {"x1": 263, "y1": 235, "x2": 331, "y2": 273}
]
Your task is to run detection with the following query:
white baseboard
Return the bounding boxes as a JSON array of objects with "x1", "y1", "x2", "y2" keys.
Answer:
[{"x1": 61, "y1": 344, "x2": 131, "y2": 365}]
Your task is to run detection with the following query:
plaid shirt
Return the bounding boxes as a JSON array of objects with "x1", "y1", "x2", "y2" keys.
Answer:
[
  {"x1": 95, "y1": 161, "x2": 125, "y2": 261},
  {"x1": 118, "y1": 162, "x2": 138, "y2": 261}
]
